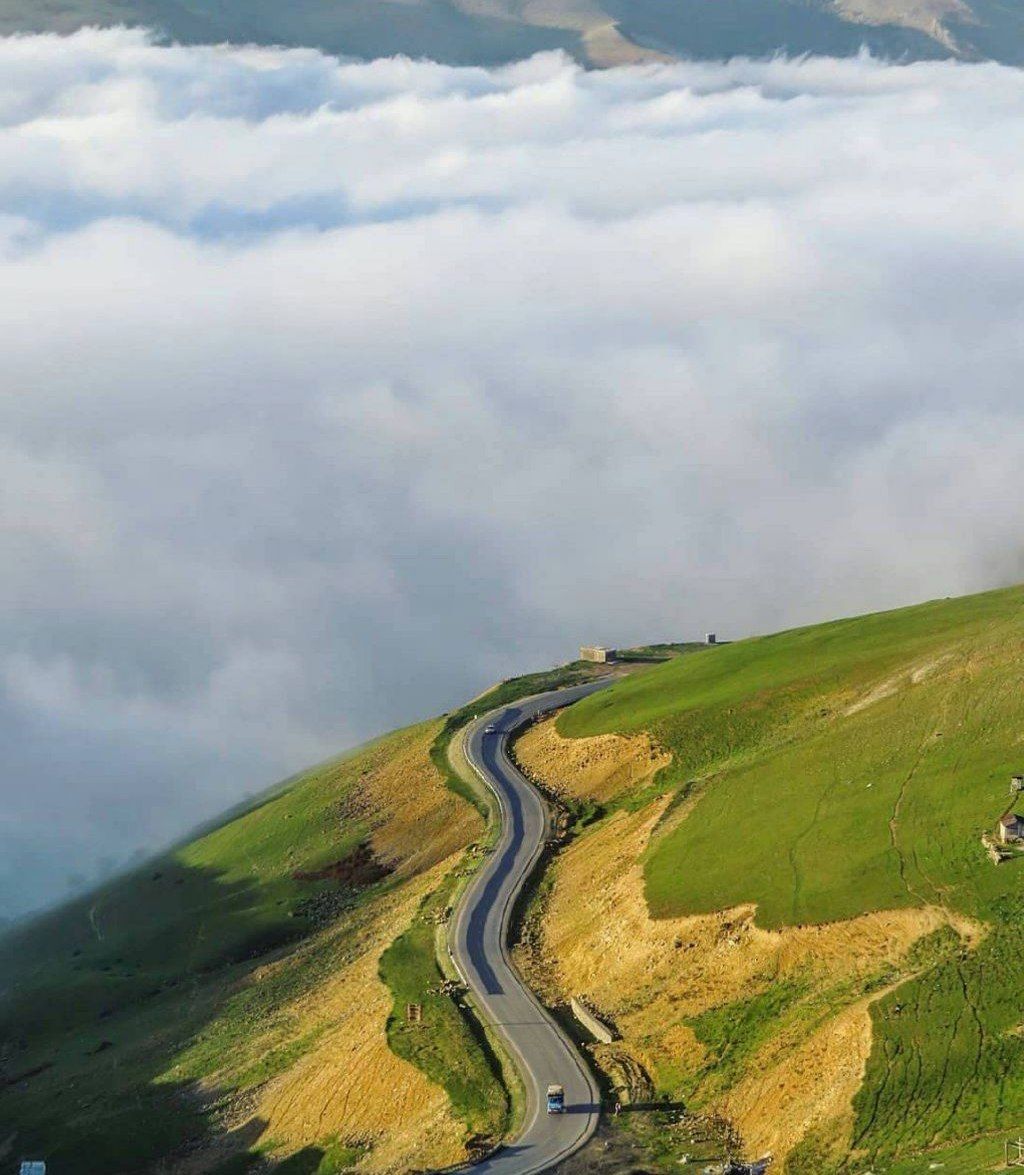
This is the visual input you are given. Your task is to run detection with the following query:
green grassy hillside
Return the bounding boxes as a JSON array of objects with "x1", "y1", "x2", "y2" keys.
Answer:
[
  {"x1": 558, "y1": 583, "x2": 1024, "y2": 1169},
  {"x1": 0, "y1": 720, "x2": 501, "y2": 1174},
  {"x1": 0, "y1": 655, "x2": 619, "y2": 1173}
]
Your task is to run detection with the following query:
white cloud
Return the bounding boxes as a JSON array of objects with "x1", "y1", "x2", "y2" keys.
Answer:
[{"x1": 2, "y1": 28, "x2": 1024, "y2": 916}]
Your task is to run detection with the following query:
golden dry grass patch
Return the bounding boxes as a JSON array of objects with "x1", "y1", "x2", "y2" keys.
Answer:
[
  {"x1": 356, "y1": 722, "x2": 484, "y2": 877},
  {"x1": 514, "y1": 714, "x2": 670, "y2": 804},
  {"x1": 533, "y1": 799, "x2": 970, "y2": 1167},
  {"x1": 254, "y1": 859, "x2": 469, "y2": 1173},
  {"x1": 191, "y1": 725, "x2": 484, "y2": 1174},
  {"x1": 720, "y1": 995, "x2": 875, "y2": 1165}
]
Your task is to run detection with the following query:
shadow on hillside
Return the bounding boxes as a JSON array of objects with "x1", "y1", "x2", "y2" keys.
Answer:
[
  {"x1": 617, "y1": 1099, "x2": 687, "y2": 1114},
  {"x1": 275, "y1": 1148, "x2": 328, "y2": 1173},
  {"x1": 0, "y1": 848, "x2": 357, "y2": 1175}
]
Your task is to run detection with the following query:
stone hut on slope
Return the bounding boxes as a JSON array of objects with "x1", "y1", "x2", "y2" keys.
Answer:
[
  {"x1": 580, "y1": 646, "x2": 616, "y2": 663},
  {"x1": 998, "y1": 810, "x2": 1024, "y2": 844}
]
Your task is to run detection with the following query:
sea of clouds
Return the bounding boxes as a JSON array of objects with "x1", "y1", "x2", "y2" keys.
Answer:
[{"x1": 2, "y1": 28, "x2": 1024, "y2": 917}]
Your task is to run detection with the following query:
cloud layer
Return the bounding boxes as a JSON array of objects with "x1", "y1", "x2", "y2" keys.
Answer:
[{"x1": 2, "y1": 29, "x2": 1024, "y2": 917}]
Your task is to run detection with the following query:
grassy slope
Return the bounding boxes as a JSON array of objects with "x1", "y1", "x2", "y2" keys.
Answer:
[
  {"x1": 431, "y1": 658, "x2": 615, "y2": 814},
  {"x1": 0, "y1": 651, "x2": 619, "y2": 1173},
  {"x1": 379, "y1": 877, "x2": 507, "y2": 1143},
  {"x1": 557, "y1": 584, "x2": 1024, "y2": 1168},
  {"x1": 0, "y1": 720, "x2": 497, "y2": 1173}
]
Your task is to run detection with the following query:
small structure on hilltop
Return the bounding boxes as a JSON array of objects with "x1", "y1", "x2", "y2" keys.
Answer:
[
  {"x1": 1011, "y1": 774, "x2": 1024, "y2": 796},
  {"x1": 705, "y1": 633, "x2": 717, "y2": 645},
  {"x1": 998, "y1": 810, "x2": 1024, "y2": 844},
  {"x1": 580, "y1": 645, "x2": 616, "y2": 663}
]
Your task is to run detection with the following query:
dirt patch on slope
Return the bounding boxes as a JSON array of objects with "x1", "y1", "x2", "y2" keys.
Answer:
[
  {"x1": 292, "y1": 841, "x2": 392, "y2": 887},
  {"x1": 347, "y1": 722, "x2": 484, "y2": 877},
  {"x1": 719, "y1": 996, "x2": 874, "y2": 1164},
  {"x1": 253, "y1": 860, "x2": 468, "y2": 1172},
  {"x1": 513, "y1": 714, "x2": 671, "y2": 804},
  {"x1": 843, "y1": 654, "x2": 955, "y2": 717},
  {"x1": 528, "y1": 800, "x2": 969, "y2": 1167},
  {"x1": 833, "y1": 0, "x2": 970, "y2": 49}
]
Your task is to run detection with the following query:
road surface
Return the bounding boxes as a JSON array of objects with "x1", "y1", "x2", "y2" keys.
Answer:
[{"x1": 450, "y1": 682, "x2": 611, "y2": 1175}]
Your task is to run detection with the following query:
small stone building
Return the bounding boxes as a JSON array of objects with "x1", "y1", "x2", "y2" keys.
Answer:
[
  {"x1": 998, "y1": 810, "x2": 1024, "y2": 844},
  {"x1": 580, "y1": 646, "x2": 616, "y2": 663}
]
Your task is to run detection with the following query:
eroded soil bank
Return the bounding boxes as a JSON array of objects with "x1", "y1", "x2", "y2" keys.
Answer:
[{"x1": 512, "y1": 715, "x2": 976, "y2": 1169}]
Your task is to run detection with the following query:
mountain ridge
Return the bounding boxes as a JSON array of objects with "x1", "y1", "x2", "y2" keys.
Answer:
[{"x1": 3, "y1": 0, "x2": 1024, "y2": 69}]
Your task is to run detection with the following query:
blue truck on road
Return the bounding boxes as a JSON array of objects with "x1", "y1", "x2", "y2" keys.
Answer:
[{"x1": 546, "y1": 1084, "x2": 565, "y2": 1114}]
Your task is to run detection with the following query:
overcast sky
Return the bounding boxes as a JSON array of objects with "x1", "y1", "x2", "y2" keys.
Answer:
[{"x1": 2, "y1": 30, "x2": 1024, "y2": 919}]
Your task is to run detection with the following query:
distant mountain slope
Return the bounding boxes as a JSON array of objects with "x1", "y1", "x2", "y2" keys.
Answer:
[
  {"x1": 515, "y1": 584, "x2": 1024, "y2": 1171},
  {"x1": 3, "y1": 0, "x2": 1024, "y2": 66},
  {"x1": 0, "y1": 0, "x2": 580, "y2": 63}
]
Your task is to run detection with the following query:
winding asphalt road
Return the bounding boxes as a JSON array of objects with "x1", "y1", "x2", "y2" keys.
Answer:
[{"x1": 449, "y1": 682, "x2": 611, "y2": 1175}]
